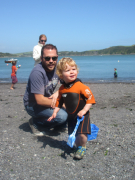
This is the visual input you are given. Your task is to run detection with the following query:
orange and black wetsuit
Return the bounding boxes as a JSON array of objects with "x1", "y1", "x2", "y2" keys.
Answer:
[{"x1": 55, "y1": 79, "x2": 96, "y2": 135}]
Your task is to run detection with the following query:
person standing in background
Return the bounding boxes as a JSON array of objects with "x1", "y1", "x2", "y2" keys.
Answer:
[
  {"x1": 114, "y1": 68, "x2": 118, "y2": 78},
  {"x1": 33, "y1": 34, "x2": 47, "y2": 66},
  {"x1": 10, "y1": 61, "x2": 18, "y2": 90}
]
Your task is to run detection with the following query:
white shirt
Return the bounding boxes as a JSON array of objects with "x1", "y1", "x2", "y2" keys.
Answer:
[{"x1": 33, "y1": 43, "x2": 43, "y2": 66}]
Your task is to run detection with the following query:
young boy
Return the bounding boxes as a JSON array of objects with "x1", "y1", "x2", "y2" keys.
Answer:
[
  {"x1": 10, "y1": 61, "x2": 18, "y2": 90},
  {"x1": 114, "y1": 68, "x2": 117, "y2": 78},
  {"x1": 48, "y1": 57, "x2": 96, "y2": 159}
]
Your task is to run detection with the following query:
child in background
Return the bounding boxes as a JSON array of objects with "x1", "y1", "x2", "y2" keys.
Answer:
[
  {"x1": 114, "y1": 68, "x2": 117, "y2": 78},
  {"x1": 10, "y1": 61, "x2": 18, "y2": 90},
  {"x1": 48, "y1": 57, "x2": 96, "y2": 159}
]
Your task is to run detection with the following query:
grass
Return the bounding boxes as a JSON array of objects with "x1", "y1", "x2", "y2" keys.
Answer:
[
  {"x1": 110, "y1": 124, "x2": 118, "y2": 127},
  {"x1": 104, "y1": 150, "x2": 108, "y2": 156}
]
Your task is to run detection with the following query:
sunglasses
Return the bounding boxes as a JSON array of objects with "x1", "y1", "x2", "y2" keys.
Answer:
[
  {"x1": 40, "y1": 40, "x2": 47, "y2": 42},
  {"x1": 43, "y1": 56, "x2": 58, "y2": 61}
]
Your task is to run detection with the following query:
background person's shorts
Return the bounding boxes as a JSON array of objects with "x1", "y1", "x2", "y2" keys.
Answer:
[{"x1": 11, "y1": 76, "x2": 18, "y2": 84}]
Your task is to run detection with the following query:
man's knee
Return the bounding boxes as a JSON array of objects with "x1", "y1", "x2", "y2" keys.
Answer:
[{"x1": 57, "y1": 109, "x2": 68, "y2": 121}]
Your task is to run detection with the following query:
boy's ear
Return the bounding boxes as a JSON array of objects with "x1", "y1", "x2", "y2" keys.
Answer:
[{"x1": 60, "y1": 75, "x2": 63, "y2": 79}]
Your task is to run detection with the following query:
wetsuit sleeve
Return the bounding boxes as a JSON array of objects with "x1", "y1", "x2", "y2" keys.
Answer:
[
  {"x1": 80, "y1": 84, "x2": 96, "y2": 104},
  {"x1": 55, "y1": 89, "x2": 64, "y2": 108}
]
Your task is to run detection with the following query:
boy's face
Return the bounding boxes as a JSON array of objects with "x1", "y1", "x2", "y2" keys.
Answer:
[{"x1": 61, "y1": 63, "x2": 78, "y2": 84}]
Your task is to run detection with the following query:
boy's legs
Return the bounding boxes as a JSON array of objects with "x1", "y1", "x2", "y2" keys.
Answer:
[
  {"x1": 69, "y1": 112, "x2": 90, "y2": 159},
  {"x1": 75, "y1": 134, "x2": 87, "y2": 147},
  {"x1": 69, "y1": 134, "x2": 87, "y2": 159}
]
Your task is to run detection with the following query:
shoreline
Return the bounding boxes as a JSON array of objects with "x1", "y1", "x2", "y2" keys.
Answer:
[
  {"x1": 1, "y1": 53, "x2": 135, "y2": 58},
  {"x1": 0, "y1": 81, "x2": 135, "y2": 85}
]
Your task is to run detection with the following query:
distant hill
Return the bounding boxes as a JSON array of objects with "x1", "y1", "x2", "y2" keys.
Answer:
[
  {"x1": 0, "y1": 52, "x2": 18, "y2": 58},
  {"x1": 0, "y1": 45, "x2": 135, "y2": 58},
  {"x1": 58, "y1": 45, "x2": 135, "y2": 56},
  {"x1": 0, "y1": 51, "x2": 33, "y2": 58},
  {"x1": 15, "y1": 51, "x2": 33, "y2": 57}
]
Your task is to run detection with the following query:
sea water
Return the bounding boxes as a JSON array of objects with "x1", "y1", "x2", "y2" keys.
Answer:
[{"x1": 0, "y1": 55, "x2": 135, "y2": 83}]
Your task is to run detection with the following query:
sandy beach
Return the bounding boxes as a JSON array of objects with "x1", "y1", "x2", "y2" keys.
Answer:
[{"x1": 0, "y1": 83, "x2": 135, "y2": 180}]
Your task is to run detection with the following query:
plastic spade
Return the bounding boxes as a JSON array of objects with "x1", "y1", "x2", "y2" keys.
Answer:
[
  {"x1": 87, "y1": 124, "x2": 99, "y2": 141},
  {"x1": 67, "y1": 116, "x2": 84, "y2": 148}
]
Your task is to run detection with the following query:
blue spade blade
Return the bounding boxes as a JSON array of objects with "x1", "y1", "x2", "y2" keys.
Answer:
[
  {"x1": 67, "y1": 116, "x2": 84, "y2": 148},
  {"x1": 87, "y1": 124, "x2": 99, "y2": 141}
]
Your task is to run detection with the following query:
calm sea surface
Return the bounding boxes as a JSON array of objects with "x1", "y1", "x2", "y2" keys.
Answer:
[{"x1": 0, "y1": 55, "x2": 135, "y2": 83}]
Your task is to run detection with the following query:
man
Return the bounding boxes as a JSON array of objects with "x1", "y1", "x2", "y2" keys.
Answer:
[
  {"x1": 33, "y1": 34, "x2": 47, "y2": 66},
  {"x1": 24, "y1": 44, "x2": 68, "y2": 136}
]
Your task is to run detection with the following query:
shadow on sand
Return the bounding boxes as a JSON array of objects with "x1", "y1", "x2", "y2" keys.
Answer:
[{"x1": 19, "y1": 120, "x2": 72, "y2": 159}]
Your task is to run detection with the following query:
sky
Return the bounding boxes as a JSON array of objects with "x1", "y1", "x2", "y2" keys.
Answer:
[{"x1": 0, "y1": 0, "x2": 135, "y2": 53}]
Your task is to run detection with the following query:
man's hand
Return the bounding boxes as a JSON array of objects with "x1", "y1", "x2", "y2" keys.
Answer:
[
  {"x1": 34, "y1": 94, "x2": 52, "y2": 107},
  {"x1": 48, "y1": 91, "x2": 59, "y2": 108}
]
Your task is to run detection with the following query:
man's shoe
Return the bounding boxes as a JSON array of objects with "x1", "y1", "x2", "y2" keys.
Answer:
[
  {"x1": 74, "y1": 146, "x2": 86, "y2": 159},
  {"x1": 29, "y1": 118, "x2": 46, "y2": 136}
]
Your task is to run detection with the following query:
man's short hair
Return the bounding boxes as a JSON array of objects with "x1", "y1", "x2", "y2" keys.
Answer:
[
  {"x1": 39, "y1": 34, "x2": 47, "y2": 41},
  {"x1": 41, "y1": 44, "x2": 58, "y2": 57}
]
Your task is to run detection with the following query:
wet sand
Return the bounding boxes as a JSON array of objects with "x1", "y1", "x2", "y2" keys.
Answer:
[{"x1": 0, "y1": 83, "x2": 135, "y2": 179}]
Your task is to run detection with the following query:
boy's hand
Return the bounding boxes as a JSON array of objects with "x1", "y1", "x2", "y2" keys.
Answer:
[
  {"x1": 47, "y1": 113, "x2": 57, "y2": 122},
  {"x1": 77, "y1": 104, "x2": 92, "y2": 118},
  {"x1": 77, "y1": 109, "x2": 86, "y2": 118}
]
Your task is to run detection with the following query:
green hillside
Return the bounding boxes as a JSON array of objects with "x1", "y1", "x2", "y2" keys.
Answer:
[
  {"x1": 58, "y1": 45, "x2": 135, "y2": 56},
  {"x1": 0, "y1": 52, "x2": 18, "y2": 58},
  {"x1": 0, "y1": 45, "x2": 135, "y2": 57},
  {"x1": 0, "y1": 51, "x2": 32, "y2": 58},
  {"x1": 16, "y1": 51, "x2": 33, "y2": 57}
]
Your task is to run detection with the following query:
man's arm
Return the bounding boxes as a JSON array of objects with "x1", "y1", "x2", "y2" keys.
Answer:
[
  {"x1": 34, "y1": 90, "x2": 59, "y2": 108},
  {"x1": 34, "y1": 94, "x2": 53, "y2": 107}
]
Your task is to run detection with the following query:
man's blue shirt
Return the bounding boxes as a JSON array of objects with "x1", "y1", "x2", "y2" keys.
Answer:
[{"x1": 23, "y1": 63, "x2": 59, "y2": 106}]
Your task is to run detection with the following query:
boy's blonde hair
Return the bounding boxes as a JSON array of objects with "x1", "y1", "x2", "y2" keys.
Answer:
[{"x1": 56, "y1": 57, "x2": 79, "y2": 78}]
